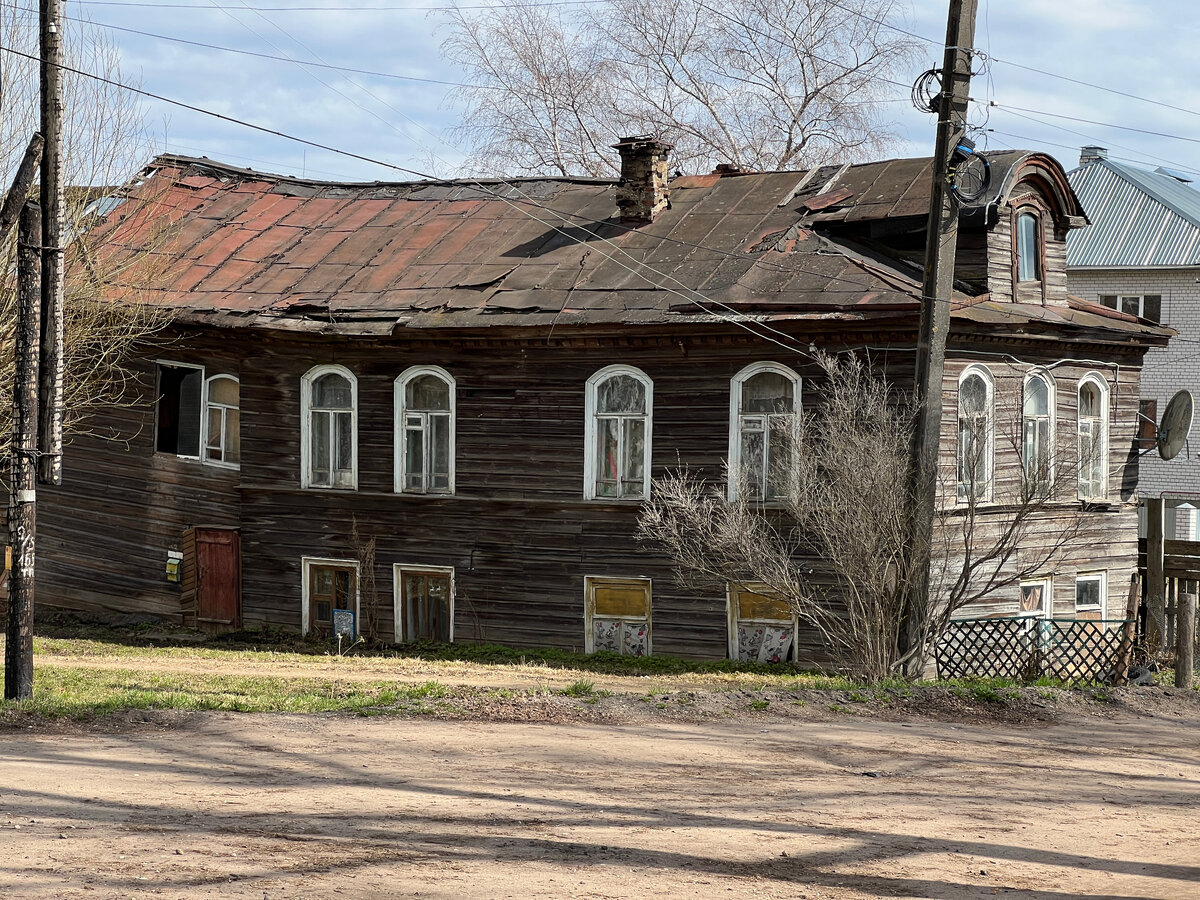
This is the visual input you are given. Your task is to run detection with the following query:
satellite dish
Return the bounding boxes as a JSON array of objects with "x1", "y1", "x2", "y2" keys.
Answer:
[{"x1": 1158, "y1": 390, "x2": 1194, "y2": 461}]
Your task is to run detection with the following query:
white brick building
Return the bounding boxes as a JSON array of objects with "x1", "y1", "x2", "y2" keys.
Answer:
[{"x1": 1068, "y1": 148, "x2": 1200, "y2": 539}]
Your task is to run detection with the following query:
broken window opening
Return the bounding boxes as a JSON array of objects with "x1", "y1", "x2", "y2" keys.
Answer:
[{"x1": 155, "y1": 362, "x2": 204, "y2": 458}]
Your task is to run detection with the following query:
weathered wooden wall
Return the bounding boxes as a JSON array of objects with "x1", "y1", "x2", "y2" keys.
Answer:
[{"x1": 31, "y1": 320, "x2": 1149, "y2": 664}]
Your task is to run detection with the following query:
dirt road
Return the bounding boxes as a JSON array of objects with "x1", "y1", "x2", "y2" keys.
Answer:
[{"x1": 2, "y1": 703, "x2": 1199, "y2": 899}]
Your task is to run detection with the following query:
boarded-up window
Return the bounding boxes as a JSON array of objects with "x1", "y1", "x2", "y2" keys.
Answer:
[
  {"x1": 585, "y1": 577, "x2": 651, "y2": 656},
  {"x1": 156, "y1": 363, "x2": 203, "y2": 457},
  {"x1": 1138, "y1": 399, "x2": 1159, "y2": 451},
  {"x1": 728, "y1": 585, "x2": 795, "y2": 663}
]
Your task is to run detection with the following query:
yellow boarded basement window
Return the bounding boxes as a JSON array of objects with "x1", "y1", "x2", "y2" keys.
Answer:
[
  {"x1": 585, "y1": 577, "x2": 651, "y2": 657},
  {"x1": 728, "y1": 584, "x2": 795, "y2": 663}
]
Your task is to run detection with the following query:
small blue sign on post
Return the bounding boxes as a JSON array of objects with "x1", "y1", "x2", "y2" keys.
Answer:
[{"x1": 332, "y1": 608, "x2": 356, "y2": 640}]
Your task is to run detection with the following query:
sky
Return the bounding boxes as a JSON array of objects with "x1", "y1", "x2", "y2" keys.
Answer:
[{"x1": 14, "y1": 0, "x2": 1200, "y2": 184}]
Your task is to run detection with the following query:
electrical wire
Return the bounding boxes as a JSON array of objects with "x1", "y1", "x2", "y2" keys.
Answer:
[{"x1": 0, "y1": 41, "x2": 1158, "y2": 346}]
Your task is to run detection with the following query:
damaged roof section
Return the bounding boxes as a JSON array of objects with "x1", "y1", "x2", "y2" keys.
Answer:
[{"x1": 85, "y1": 151, "x2": 1153, "y2": 341}]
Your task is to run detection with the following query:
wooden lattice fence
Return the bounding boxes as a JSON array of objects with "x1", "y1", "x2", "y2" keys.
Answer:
[{"x1": 935, "y1": 617, "x2": 1132, "y2": 684}]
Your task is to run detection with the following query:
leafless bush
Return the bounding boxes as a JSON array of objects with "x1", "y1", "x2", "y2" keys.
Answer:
[{"x1": 640, "y1": 353, "x2": 1085, "y2": 679}]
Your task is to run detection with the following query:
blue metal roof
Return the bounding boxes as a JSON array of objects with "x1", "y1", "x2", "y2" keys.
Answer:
[
  {"x1": 1067, "y1": 159, "x2": 1200, "y2": 267},
  {"x1": 1067, "y1": 157, "x2": 1200, "y2": 267}
]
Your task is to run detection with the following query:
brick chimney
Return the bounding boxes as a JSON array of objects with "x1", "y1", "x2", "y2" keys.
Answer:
[
  {"x1": 612, "y1": 136, "x2": 673, "y2": 225},
  {"x1": 1079, "y1": 145, "x2": 1108, "y2": 165}
]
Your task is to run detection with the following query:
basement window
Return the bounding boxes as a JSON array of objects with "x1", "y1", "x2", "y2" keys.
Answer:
[
  {"x1": 727, "y1": 585, "x2": 795, "y2": 662},
  {"x1": 584, "y1": 576, "x2": 651, "y2": 656},
  {"x1": 301, "y1": 557, "x2": 358, "y2": 636},
  {"x1": 155, "y1": 363, "x2": 204, "y2": 458},
  {"x1": 394, "y1": 565, "x2": 454, "y2": 642}
]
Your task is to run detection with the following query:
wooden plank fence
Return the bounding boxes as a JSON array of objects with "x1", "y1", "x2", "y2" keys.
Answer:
[{"x1": 1139, "y1": 499, "x2": 1199, "y2": 687}]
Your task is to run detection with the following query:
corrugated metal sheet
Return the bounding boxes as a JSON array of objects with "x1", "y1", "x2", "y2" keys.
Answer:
[{"x1": 1067, "y1": 159, "x2": 1200, "y2": 267}]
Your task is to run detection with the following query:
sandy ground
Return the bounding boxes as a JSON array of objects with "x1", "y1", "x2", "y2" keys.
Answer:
[{"x1": 2, "y1": 697, "x2": 1200, "y2": 900}]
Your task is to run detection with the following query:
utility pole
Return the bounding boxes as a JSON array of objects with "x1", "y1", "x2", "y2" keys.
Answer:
[
  {"x1": 903, "y1": 0, "x2": 979, "y2": 674},
  {"x1": 39, "y1": 0, "x2": 65, "y2": 487},
  {"x1": 6, "y1": 200, "x2": 42, "y2": 701}
]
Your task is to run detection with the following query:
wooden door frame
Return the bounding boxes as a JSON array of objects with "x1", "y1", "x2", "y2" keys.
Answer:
[{"x1": 300, "y1": 556, "x2": 360, "y2": 636}]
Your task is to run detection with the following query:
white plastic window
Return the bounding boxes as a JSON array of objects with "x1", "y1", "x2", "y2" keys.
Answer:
[
  {"x1": 1022, "y1": 371, "x2": 1054, "y2": 494},
  {"x1": 204, "y1": 375, "x2": 240, "y2": 468},
  {"x1": 585, "y1": 365, "x2": 653, "y2": 500},
  {"x1": 957, "y1": 366, "x2": 994, "y2": 502},
  {"x1": 1077, "y1": 374, "x2": 1109, "y2": 501},
  {"x1": 729, "y1": 363, "x2": 800, "y2": 500},
  {"x1": 395, "y1": 366, "x2": 455, "y2": 495},
  {"x1": 301, "y1": 365, "x2": 357, "y2": 490}
]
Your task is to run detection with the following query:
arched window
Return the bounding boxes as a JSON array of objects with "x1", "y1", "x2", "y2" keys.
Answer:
[
  {"x1": 585, "y1": 365, "x2": 652, "y2": 500},
  {"x1": 395, "y1": 366, "x2": 455, "y2": 494},
  {"x1": 1078, "y1": 374, "x2": 1109, "y2": 500},
  {"x1": 1016, "y1": 211, "x2": 1041, "y2": 282},
  {"x1": 729, "y1": 362, "x2": 801, "y2": 500},
  {"x1": 957, "y1": 366, "x2": 994, "y2": 502},
  {"x1": 301, "y1": 365, "x2": 357, "y2": 490},
  {"x1": 204, "y1": 374, "x2": 240, "y2": 468},
  {"x1": 1022, "y1": 371, "x2": 1054, "y2": 494}
]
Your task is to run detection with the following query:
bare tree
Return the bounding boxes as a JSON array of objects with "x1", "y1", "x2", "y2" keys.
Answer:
[
  {"x1": 638, "y1": 354, "x2": 1083, "y2": 680},
  {"x1": 442, "y1": 0, "x2": 918, "y2": 177},
  {"x1": 1, "y1": 6, "x2": 168, "y2": 466}
]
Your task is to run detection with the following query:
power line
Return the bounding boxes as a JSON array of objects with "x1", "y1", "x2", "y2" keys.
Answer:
[
  {"x1": 0, "y1": 41, "x2": 1148, "y2": 343},
  {"x1": 34, "y1": 8, "x2": 489, "y2": 88}
]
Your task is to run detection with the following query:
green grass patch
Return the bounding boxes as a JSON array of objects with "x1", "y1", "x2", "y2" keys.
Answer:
[{"x1": 0, "y1": 666, "x2": 469, "y2": 720}]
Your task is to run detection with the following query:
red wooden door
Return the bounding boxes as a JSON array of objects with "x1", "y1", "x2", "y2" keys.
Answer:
[{"x1": 196, "y1": 528, "x2": 240, "y2": 626}]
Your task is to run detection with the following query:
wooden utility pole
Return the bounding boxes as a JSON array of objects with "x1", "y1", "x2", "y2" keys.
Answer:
[
  {"x1": 6, "y1": 200, "x2": 42, "y2": 701},
  {"x1": 903, "y1": 0, "x2": 980, "y2": 672},
  {"x1": 0, "y1": 135, "x2": 45, "y2": 244},
  {"x1": 39, "y1": 0, "x2": 65, "y2": 486},
  {"x1": 1145, "y1": 498, "x2": 1166, "y2": 653}
]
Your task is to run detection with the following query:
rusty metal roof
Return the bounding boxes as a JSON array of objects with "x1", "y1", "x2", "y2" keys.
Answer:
[{"x1": 84, "y1": 152, "x2": 1162, "y2": 343}]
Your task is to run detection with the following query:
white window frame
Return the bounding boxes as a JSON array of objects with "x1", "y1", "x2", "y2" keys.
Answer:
[
  {"x1": 1018, "y1": 576, "x2": 1054, "y2": 620},
  {"x1": 584, "y1": 365, "x2": 653, "y2": 501},
  {"x1": 583, "y1": 575, "x2": 652, "y2": 655},
  {"x1": 300, "y1": 364, "x2": 358, "y2": 490},
  {"x1": 155, "y1": 359, "x2": 205, "y2": 460},
  {"x1": 394, "y1": 365, "x2": 456, "y2": 495},
  {"x1": 202, "y1": 374, "x2": 240, "y2": 470},
  {"x1": 1016, "y1": 210, "x2": 1042, "y2": 283},
  {"x1": 1021, "y1": 369, "x2": 1056, "y2": 494},
  {"x1": 300, "y1": 556, "x2": 360, "y2": 636},
  {"x1": 1074, "y1": 571, "x2": 1107, "y2": 617},
  {"x1": 957, "y1": 365, "x2": 995, "y2": 503},
  {"x1": 1077, "y1": 372, "x2": 1110, "y2": 502},
  {"x1": 726, "y1": 583, "x2": 799, "y2": 662},
  {"x1": 727, "y1": 362, "x2": 801, "y2": 501},
  {"x1": 392, "y1": 564, "x2": 455, "y2": 643},
  {"x1": 1118, "y1": 295, "x2": 1149, "y2": 318}
]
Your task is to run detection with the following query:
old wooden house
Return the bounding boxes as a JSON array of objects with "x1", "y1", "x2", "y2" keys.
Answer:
[{"x1": 26, "y1": 141, "x2": 1170, "y2": 663}]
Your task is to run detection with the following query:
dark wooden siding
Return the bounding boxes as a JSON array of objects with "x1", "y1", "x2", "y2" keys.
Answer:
[{"x1": 33, "y1": 321, "x2": 1151, "y2": 663}]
